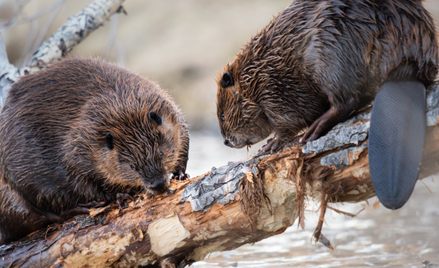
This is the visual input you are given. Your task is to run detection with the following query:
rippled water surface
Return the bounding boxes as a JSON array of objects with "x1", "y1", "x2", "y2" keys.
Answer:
[{"x1": 186, "y1": 134, "x2": 439, "y2": 268}]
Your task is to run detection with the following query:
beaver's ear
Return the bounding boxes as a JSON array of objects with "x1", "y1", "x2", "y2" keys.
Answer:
[
  {"x1": 105, "y1": 133, "x2": 114, "y2": 150},
  {"x1": 148, "y1": 112, "x2": 162, "y2": 126},
  {"x1": 220, "y1": 72, "x2": 234, "y2": 88}
]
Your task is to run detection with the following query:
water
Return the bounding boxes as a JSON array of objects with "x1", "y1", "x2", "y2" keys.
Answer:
[{"x1": 187, "y1": 133, "x2": 439, "y2": 268}]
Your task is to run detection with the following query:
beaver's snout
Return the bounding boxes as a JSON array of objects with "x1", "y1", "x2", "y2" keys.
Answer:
[
  {"x1": 224, "y1": 139, "x2": 231, "y2": 147},
  {"x1": 151, "y1": 179, "x2": 167, "y2": 193}
]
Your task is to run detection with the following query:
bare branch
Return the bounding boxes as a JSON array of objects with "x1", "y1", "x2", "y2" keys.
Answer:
[
  {"x1": 22, "y1": 0, "x2": 66, "y2": 65},
  {"x1": 0, "y1": 0, "x2": 69, "y2": 32},
  {"x1": 0, "y1": 0, "x2": 126, "y2": 101},
  {"x1": 17, "y1": 12, "x2": 41, "y2": 67},
  {"x1": 0, "y1": 0, "x2": 32, "y2": 30},
  {"x1": 0, "y1": 33, "x2": 16, "y2": 107},
  {"x1": 0, "y1": 34, "x2": 12, "y2": 73},
  {"x1": 27, "y1": 0, "x2": 125, "y2": 68}
]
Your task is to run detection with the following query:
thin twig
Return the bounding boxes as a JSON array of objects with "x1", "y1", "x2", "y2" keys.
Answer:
[
  {"x1": 104, "y1": 13, "x2": 119, "y2": 58},
  {"x1": 0, "y1": 0, "x2": 66, "y2": 31},
  {"x1": 0, "y1": 33, "x2": 16, "y2": 106},
  {"x1": 327, "y1": 205, "x2": 365, "y2": 218},
  {"x1": 0, "y1": 0, "x2": 32, "y2": 30},
  {"x1": 0, "y1": 33, "x2": 10, "y2": 71},
  {"x1": 24, "y1": 0, "x2": 65, "y2": 65},
  {"x1": 18, "y1": 15, "x2": 40, "y2": 67},
  {"x1": 114, "y1": 39, "x2": 125, "y2": 66},
  {"x1": 0, "y1": 0, "x2": 126, "y2": 94},
  {"x1": 420, "y1": 179, "x2": 433, "y2": 194}
]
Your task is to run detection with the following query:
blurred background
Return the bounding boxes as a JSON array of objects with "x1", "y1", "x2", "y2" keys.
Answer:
[
  {"x1": 1, "y1": 0, "x2": 439, "y2": 267},
  {"x1": 1, "y1": 0, "x2": 438, "y2": 132},
  {"x1": 0, "y1": 0, "x2": 296, "y2": 132}
]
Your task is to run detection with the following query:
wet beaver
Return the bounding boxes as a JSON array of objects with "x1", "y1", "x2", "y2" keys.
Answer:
[
  {"x1": 216, "y1": 0, "x2": 438, "y2": 209},
  {"x1": 0, "y1": 58, "x2": 189, "y2": 245}
]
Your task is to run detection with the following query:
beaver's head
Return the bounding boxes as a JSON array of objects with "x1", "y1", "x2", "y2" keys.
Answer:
[
  {"x1": 216, "y1": 69, "x2": 272, "y2": 149},
  {"x1": 64, "y1": 83, "x2": 183, "y2": 195}
]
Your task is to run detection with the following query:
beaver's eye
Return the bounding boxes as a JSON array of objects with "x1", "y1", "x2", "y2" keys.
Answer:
[
  {"x1": 159, "y1": 152, "x2": 163, "y2": 159},
  {"x1": 130, "y1": 164, "x2": 136, "y2": 171},
  {"x1": 221, "y1": 113, "x2": 225, "y2": 121},
  {"x1": 105, "y1": 133, "x2": 114, "y2": 150},
  {"x1": 148, "y1": 112, "x2": 162, "y2": 126}
]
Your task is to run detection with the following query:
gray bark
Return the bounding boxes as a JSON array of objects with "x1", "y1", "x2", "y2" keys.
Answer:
[{"x1": 0, "y1": 0, "x2": 125, "y2": 107}]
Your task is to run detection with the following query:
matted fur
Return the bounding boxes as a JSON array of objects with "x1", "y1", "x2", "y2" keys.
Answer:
[
  {"x1": 216, "y1": 0, "x2": 438, "y2": 147},
  {"x1": 0, "y1": 58, "x2": 189, "y2": 244}
]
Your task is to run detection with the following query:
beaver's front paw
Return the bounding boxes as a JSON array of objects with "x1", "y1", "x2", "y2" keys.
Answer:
[
  {"x1": 258, "y1": 135, "x2": 284, "y2": 155},
  {"x1": 172, "y1": 170, "x2": 190, "y2": 181}
]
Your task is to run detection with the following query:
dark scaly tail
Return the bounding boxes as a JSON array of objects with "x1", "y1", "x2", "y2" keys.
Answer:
[{"x1": 369, "y1": 79, "x2": 426, "y2": 210}]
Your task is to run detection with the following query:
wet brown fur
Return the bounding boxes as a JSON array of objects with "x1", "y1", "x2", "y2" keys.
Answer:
[
  {"x1": 0, "y1": 58, "x2": 189, "y2": 244},
  {"x1": 216, "y1": 0, "x2": 438, "y2": 148}
]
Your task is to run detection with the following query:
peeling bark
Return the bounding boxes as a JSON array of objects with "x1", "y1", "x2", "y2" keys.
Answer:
[{"x1": 1, "y1": 83, "x2": 438, "y2": 268}]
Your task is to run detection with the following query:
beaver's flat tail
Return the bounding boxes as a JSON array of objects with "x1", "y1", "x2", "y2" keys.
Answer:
[{"x1": 369, "y1": 80, "x2": 426, "y2": 210}]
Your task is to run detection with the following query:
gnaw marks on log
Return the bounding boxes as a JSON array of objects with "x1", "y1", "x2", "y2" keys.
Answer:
[{"x1": 0, "y1": 83, "x2": 438, "y2": 267}]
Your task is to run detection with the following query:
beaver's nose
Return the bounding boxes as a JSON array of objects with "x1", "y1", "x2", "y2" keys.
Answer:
[
  {"x1": 151, "y1": 179, "x2": 166, "y2": 193},
  {"x1": 224, "y1": 139, "x2": 231, "y2": 146}
]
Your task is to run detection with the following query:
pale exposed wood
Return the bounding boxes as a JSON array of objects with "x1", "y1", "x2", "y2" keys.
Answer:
[{"x1": 1, "y1": 83, "x2": 438, "y2": 267}]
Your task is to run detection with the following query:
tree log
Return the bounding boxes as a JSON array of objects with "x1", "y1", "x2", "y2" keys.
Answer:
[{"x1": 0, "y1": 82, "x2": 438, "y2": 267}]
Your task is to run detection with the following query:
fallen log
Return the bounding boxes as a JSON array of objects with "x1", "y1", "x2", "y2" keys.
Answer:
[{"x1": 0, "y1": 83, "x2": 438, "y2": 267}]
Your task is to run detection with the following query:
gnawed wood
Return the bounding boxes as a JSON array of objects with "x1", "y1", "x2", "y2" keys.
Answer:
[{"x1": 1, "y1": 83, "x2": 438, "y2": 267}]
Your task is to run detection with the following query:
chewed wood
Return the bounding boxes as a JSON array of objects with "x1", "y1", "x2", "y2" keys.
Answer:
[{"x1": 1, "y1": 83, "x2": 438, "y2": 266}]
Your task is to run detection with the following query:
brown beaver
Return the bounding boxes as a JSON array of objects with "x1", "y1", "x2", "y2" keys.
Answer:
[
  {"x1": 216, "y1": 0, "x2": 438, "y2": 209},
  {"x1": 0, "y1": 58, "x2": 190, "y2": 245}
]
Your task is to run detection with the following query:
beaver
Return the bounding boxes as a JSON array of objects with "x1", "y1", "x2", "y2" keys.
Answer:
[
  {"x1": 216, "y1": 0, "x2": 438, "y2": 209},
  {"x1": 0, "y1": 58, "x2": 190, "y2": 245}
]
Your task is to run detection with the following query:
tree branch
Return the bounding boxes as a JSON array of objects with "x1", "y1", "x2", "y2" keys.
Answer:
[
  {"x1": 0, "y1": 0, "x2": 66, "y2": 31},
  {"x1": 0, "y1": 0, "x2": 125, "y2": 105},
  {"x1": 0, "y1": 33, "x2": 16, "y2": 107}
]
